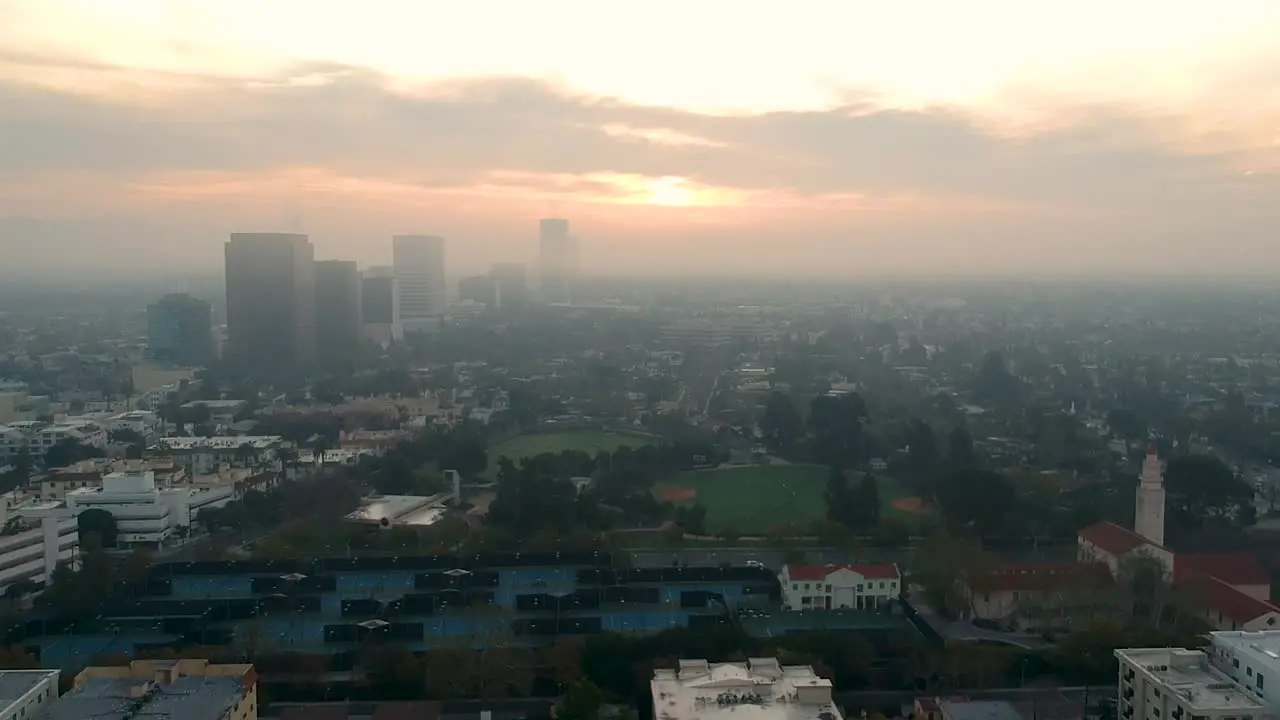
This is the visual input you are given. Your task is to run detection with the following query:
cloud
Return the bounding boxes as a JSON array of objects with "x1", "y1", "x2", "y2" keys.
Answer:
[{"x1": 0, "y1": 60, "x2": 1278, "y2": 276}]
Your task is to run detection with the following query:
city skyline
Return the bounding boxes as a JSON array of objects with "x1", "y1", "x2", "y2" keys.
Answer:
[{"x1": 1, "y1": 1, "x2": 1279, "y2": 278}]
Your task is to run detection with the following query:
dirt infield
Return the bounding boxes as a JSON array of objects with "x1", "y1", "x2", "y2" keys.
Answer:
[
  {"x1": 654, "y1": 485, "x2": 697, "y2": 503},
  {"x1": 891, "y1": 496, "x2": 925, "y2": 514}
]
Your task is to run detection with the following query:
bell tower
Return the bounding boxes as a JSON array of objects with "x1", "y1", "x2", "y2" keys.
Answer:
[{"x1": 1134, "y1": 445, "x2": 1166, "y2": 546}]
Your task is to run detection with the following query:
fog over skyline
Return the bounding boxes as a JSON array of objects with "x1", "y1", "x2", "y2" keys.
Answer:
[{"x1": 1, "y1": 0, "x2": 1278, "y2": 279}]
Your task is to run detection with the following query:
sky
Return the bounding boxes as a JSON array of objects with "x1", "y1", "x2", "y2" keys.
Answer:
[{"x1": 1, "y1": 0, "x2": 1279, "y2": 278}]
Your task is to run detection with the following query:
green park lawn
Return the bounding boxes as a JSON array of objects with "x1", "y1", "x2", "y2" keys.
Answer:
[
  {"x1": 654, "y1": 464, "x2": 913, "y2": 535},
  {"x1": 485, "y1": 429, "x2": 656, "y2": 478}
]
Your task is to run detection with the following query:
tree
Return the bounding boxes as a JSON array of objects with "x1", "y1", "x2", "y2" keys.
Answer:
[
  {"x1": 974, "y1": 351, "x2": 1022, "y2": 405},
  {"x1": 1164, "y1": 454, "x2": 1255, "y2": 530},
  {"x1": 824, "y1": 466, "x2": 854, "y2": 527},
  {"x1": 808, "y1": 392, "x2": 867, "y2": 468},
  {"x1": 42, "y1": 438, "x2": 104, "y2": 469},
  {"x1": 853, "y1": 473, "x2": 881, "y2": 529},
  {"x1": 77, "y1": 508, "x2": 118, "y2": 548},
  {"x1": 947, "y1": 425, "x2": 975, "y2": 467},
  {"x1": 1106, "y1": 408, "x2": 1147, "y2": 443},
  {"x1": 935, "y1": 468, "x2": 1017, "y2": 538},
  {"x1": 558, "y1": 679, "x2": 605, "y2": 720},
  {"x1": 761, "y1": 392, "x2": 804, "y2": 457}
]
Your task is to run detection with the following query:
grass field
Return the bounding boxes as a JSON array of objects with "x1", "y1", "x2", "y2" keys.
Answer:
[
  {"x1": 654, "y1": 464, "x2": 913, "y2": 534},
  {"x1": 486, "y1": 429, "x2": 656, "y2": 478}
]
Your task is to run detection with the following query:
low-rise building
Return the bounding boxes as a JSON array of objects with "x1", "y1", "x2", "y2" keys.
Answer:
[
  {"x1": 1115, "y1": 646, "x2": 1270, "y2": 720},
  {"x1": 0, "y1": 421, "x2": 107, "y2": 466},
  {"x1": 153, "y1": 436, "x2": 283, "y2": 475},
  {"x1": 778, "y1": 564, "x2": 900, "y2": 611},
  {"x1": 65, "y1": 469, "x2": 234, "y2": 547},
  {"x1": 961, "y1": 562, "x2": 1112, "y2": 629},
  {"x1": 181, "y1": 399, "x2": 247, "y2": 426},
  {"x1": 651, "y1": 658, "x2": 842, "y2": 720},
  {"x1": 0, "y1": 669, "x2": 61, "y2": 719},
  {"x1": 47, "y1": 658, "x2": 258, "y2": 720}
]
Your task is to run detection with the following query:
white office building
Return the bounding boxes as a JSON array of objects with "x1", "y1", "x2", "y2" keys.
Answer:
[
  {"x1": 651, "y1": 658, "x2": 842, "y2": 720},
  {"x1": 0, "y1": 421, "x2": 107, "y2": 465},
  {"x1": 0, "y1": 497, "x2": 77, "y2": 593},
  {"x1": 1207, "y1": 631, "x2": 1280, "y2": 706},
  {"x1": 0, "y1": 669, "x2": 61, "y2": 720},
  {"x1": 392, "y1": 234, "x2": 446, "y2": 332},
  {"x1": 65, "y1": 469, "x2": 234, "y2": 548}
]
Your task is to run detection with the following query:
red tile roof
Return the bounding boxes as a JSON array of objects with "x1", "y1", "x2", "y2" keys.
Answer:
[
  {"x1": 1078, "y1": 521, "x2": 1153, "y2": 555},
  {"x1": 785, "y1": 564, "x2": 900, "y2": 581},
  {"x1": 1176, "y1": 554, "x2": 1270, "y2": 588},
  {"x1": 965, "y1": 562, "x2": 1112, "y2": 593},
  {"x1": 1183, "y1": 575, "x2": 1280, "y2": 624}
]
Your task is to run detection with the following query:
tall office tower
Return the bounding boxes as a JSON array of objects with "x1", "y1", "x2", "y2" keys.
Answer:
[
  {"x1": 313, "y1": 260, "x2": 363, "y2": 372},
  {"x1": 458, "y1": 275, "x2": 499, "y2": 307},
  {"x1": 146, "y1": 293, "x2": 214, "y2": 366},
  {"x1": 361, "y1": 266, "x2": 403, "y2": 346},
  {"x1": 224, "y1": 233, "x2": 316, "y2": 378},
  {"x1": 392, "y1": 235, "x2": 446, "y2": 333},
  {"x1": 539, "y1": 218, "x2": 577, "y2": 304},
  {"x1": 489, "y1": 262, "x2": 529, "y2": 309}
]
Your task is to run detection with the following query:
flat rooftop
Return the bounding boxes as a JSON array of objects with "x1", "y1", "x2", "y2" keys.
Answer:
[
  {"x1": 1211, "y1": 630, "x2": 1280, "y2": 658},
  {"x1": 1117, "y1": 648, "x2": 1266, "y2": 712},
  {"x1": 155, "y1": 436, "x2": 281, "y2": 450},
  {"x1": 0, "y1": 670, "x2": 58, "y2": 709},
  {"x1": 651, "y1": 658, "x2": 842, "y2": 720},
  {"x1": 47, "y1": 675, "x2": 246, "y2": 720},
  {"x1": 345, "y1": 493, "x2": 452, "y2": 526},
  {"x1": 938, "y1": 700, "x2": 1023, "y2": 720}
]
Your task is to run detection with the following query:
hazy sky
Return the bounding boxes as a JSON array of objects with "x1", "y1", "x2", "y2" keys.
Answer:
[{"x1": 1, "y1": 0, "x2": 1278, "y2": 277}]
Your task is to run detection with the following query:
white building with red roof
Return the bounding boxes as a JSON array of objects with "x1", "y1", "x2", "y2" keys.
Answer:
[
  {"x1": 1076, "y1": 447, "x2": 1277, "y2": 632},
  {"x1": 777, "y1": 563, "x2": 900, "y2": 611}
]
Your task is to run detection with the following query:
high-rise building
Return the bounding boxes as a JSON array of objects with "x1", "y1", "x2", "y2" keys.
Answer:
[
  {"x1": 313, "y1": 260, "x2": 362, "y2": 371},
  {"x1": 392, "y1": 235, "x2": 446, "y2": 332},
  {"x1": 224, "y1": 233, "x2": 316, "y2": 378},
  {"x1": 146, "y1": 293, "x2": 213, "y2": 366},
  {"x1": 490, "y1": 262, "x2": 529, "y2": 309},
  {"x1": 538, "y1": 219, "x2": 577, "y2": 304},
  {"x1": 361, "y1": 266, "x2": 402, "y2": 346}
]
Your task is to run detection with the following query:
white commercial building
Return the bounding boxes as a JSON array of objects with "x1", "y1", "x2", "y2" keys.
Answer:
[
  {"x1": 392, "y1": 234, "x2": 447, "y2": 332},
  {"x1": 0, "y1": 421, "x2": 107, "y2": 465},
  {"x1": 65, "y1": 470, "x2": 233, "y2": 548},
  {"x1": 152, "y1": 435, "x2": 283, "y2": 475},
  {"x1": 0, "y1": 497, "x2": 77, "y2": 593},
  {"x1": 0, "y1": 669, "x2": 61, "y2": 720},
  {"x1": 1207, "y1": 631, "x2": 1280, "y2": 706},
  {"x1": 651, "y1": 658, "x2": 842, "y2": 720},
  {"x1": 1115, "y1": 646, "x2": 1272, "y2": 720},
  {"x1": 777, "y1": 564, "x2": 901, "y2": 611}
]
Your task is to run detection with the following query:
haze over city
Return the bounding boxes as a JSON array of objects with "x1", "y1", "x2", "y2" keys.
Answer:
[{"x1": 2, "y1": 0, "x2": 1279, "y2": 278}]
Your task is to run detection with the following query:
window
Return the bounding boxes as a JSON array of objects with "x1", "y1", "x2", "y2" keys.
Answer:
[
  {"x1": 1236, "y1": 659, "x2": 1242, "y2": 668},
  {"x1": 1249, "y1": 667, "x2": 1254, "y2": 677},
  {"x1": 825, "y1": 584, "x2": 832, "y2": 592},
  {"x1": 879, "y1": 582, "x2": 885, "y2": 589},
  {"x1": 1258, "y1": 673, "x2": 1265, "y2": 689},
  {"x1": 857, "y1": 584, "x2": 863, "y2": 592},
  {"x1": 792, "y1": 583, "x2": 798, "y2": 590},
  {"x1": 1154, "y1": 689, "x2": 1161, "y2": 698},
  {"x1": 804, "y1": 583, "x2": 810, "y2": 591}
]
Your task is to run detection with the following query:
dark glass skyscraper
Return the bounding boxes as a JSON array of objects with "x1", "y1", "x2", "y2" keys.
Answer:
[
  {"x1": 224, "y1": 233, "x2": 316, "y2": 379},
  {"x1": 314, "y1": 259, "x2": 362, "y2": 372},
  {"x1": 146, "y1": 293, "x2": 213, "y2": 366}
]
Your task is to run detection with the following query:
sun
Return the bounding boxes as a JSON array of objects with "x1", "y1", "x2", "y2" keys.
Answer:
[{"x1": 645, "y1": 176, "x2": 693, "y2": 206}]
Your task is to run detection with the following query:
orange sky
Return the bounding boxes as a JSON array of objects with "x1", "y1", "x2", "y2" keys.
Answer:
[{"x1": 1, "y1": 0, "x2": 1278, "y2": 277}]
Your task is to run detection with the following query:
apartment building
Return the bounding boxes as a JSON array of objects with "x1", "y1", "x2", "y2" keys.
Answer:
[{"x1": 49, "y1": 659, "x2": 258, "y2": 720}]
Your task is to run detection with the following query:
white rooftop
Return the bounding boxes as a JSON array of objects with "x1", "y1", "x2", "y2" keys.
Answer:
[
  {"x1": 345, "y1": 493, "x2": 452, "y2": 526},
  {"x1": 155, "y1": 436, "x2": 281, "y2": 450},
  {"x1": 1118, "y1": 648, "x2": 1266, "y2": 712},
  {"x1": 1212, "y1": 630, "x2": 1280, "y2": 659},
  {"x1": 651, "y1": 658, "x2": 841, "y2": 720}
]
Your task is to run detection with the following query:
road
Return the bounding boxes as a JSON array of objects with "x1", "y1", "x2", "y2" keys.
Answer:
[
  {"x1": 836, "y1": 686, "x2": 1116, "y2": 716},
  {"x1": 628, "y1": 545, "x2": 1077, "y2": 571}
]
